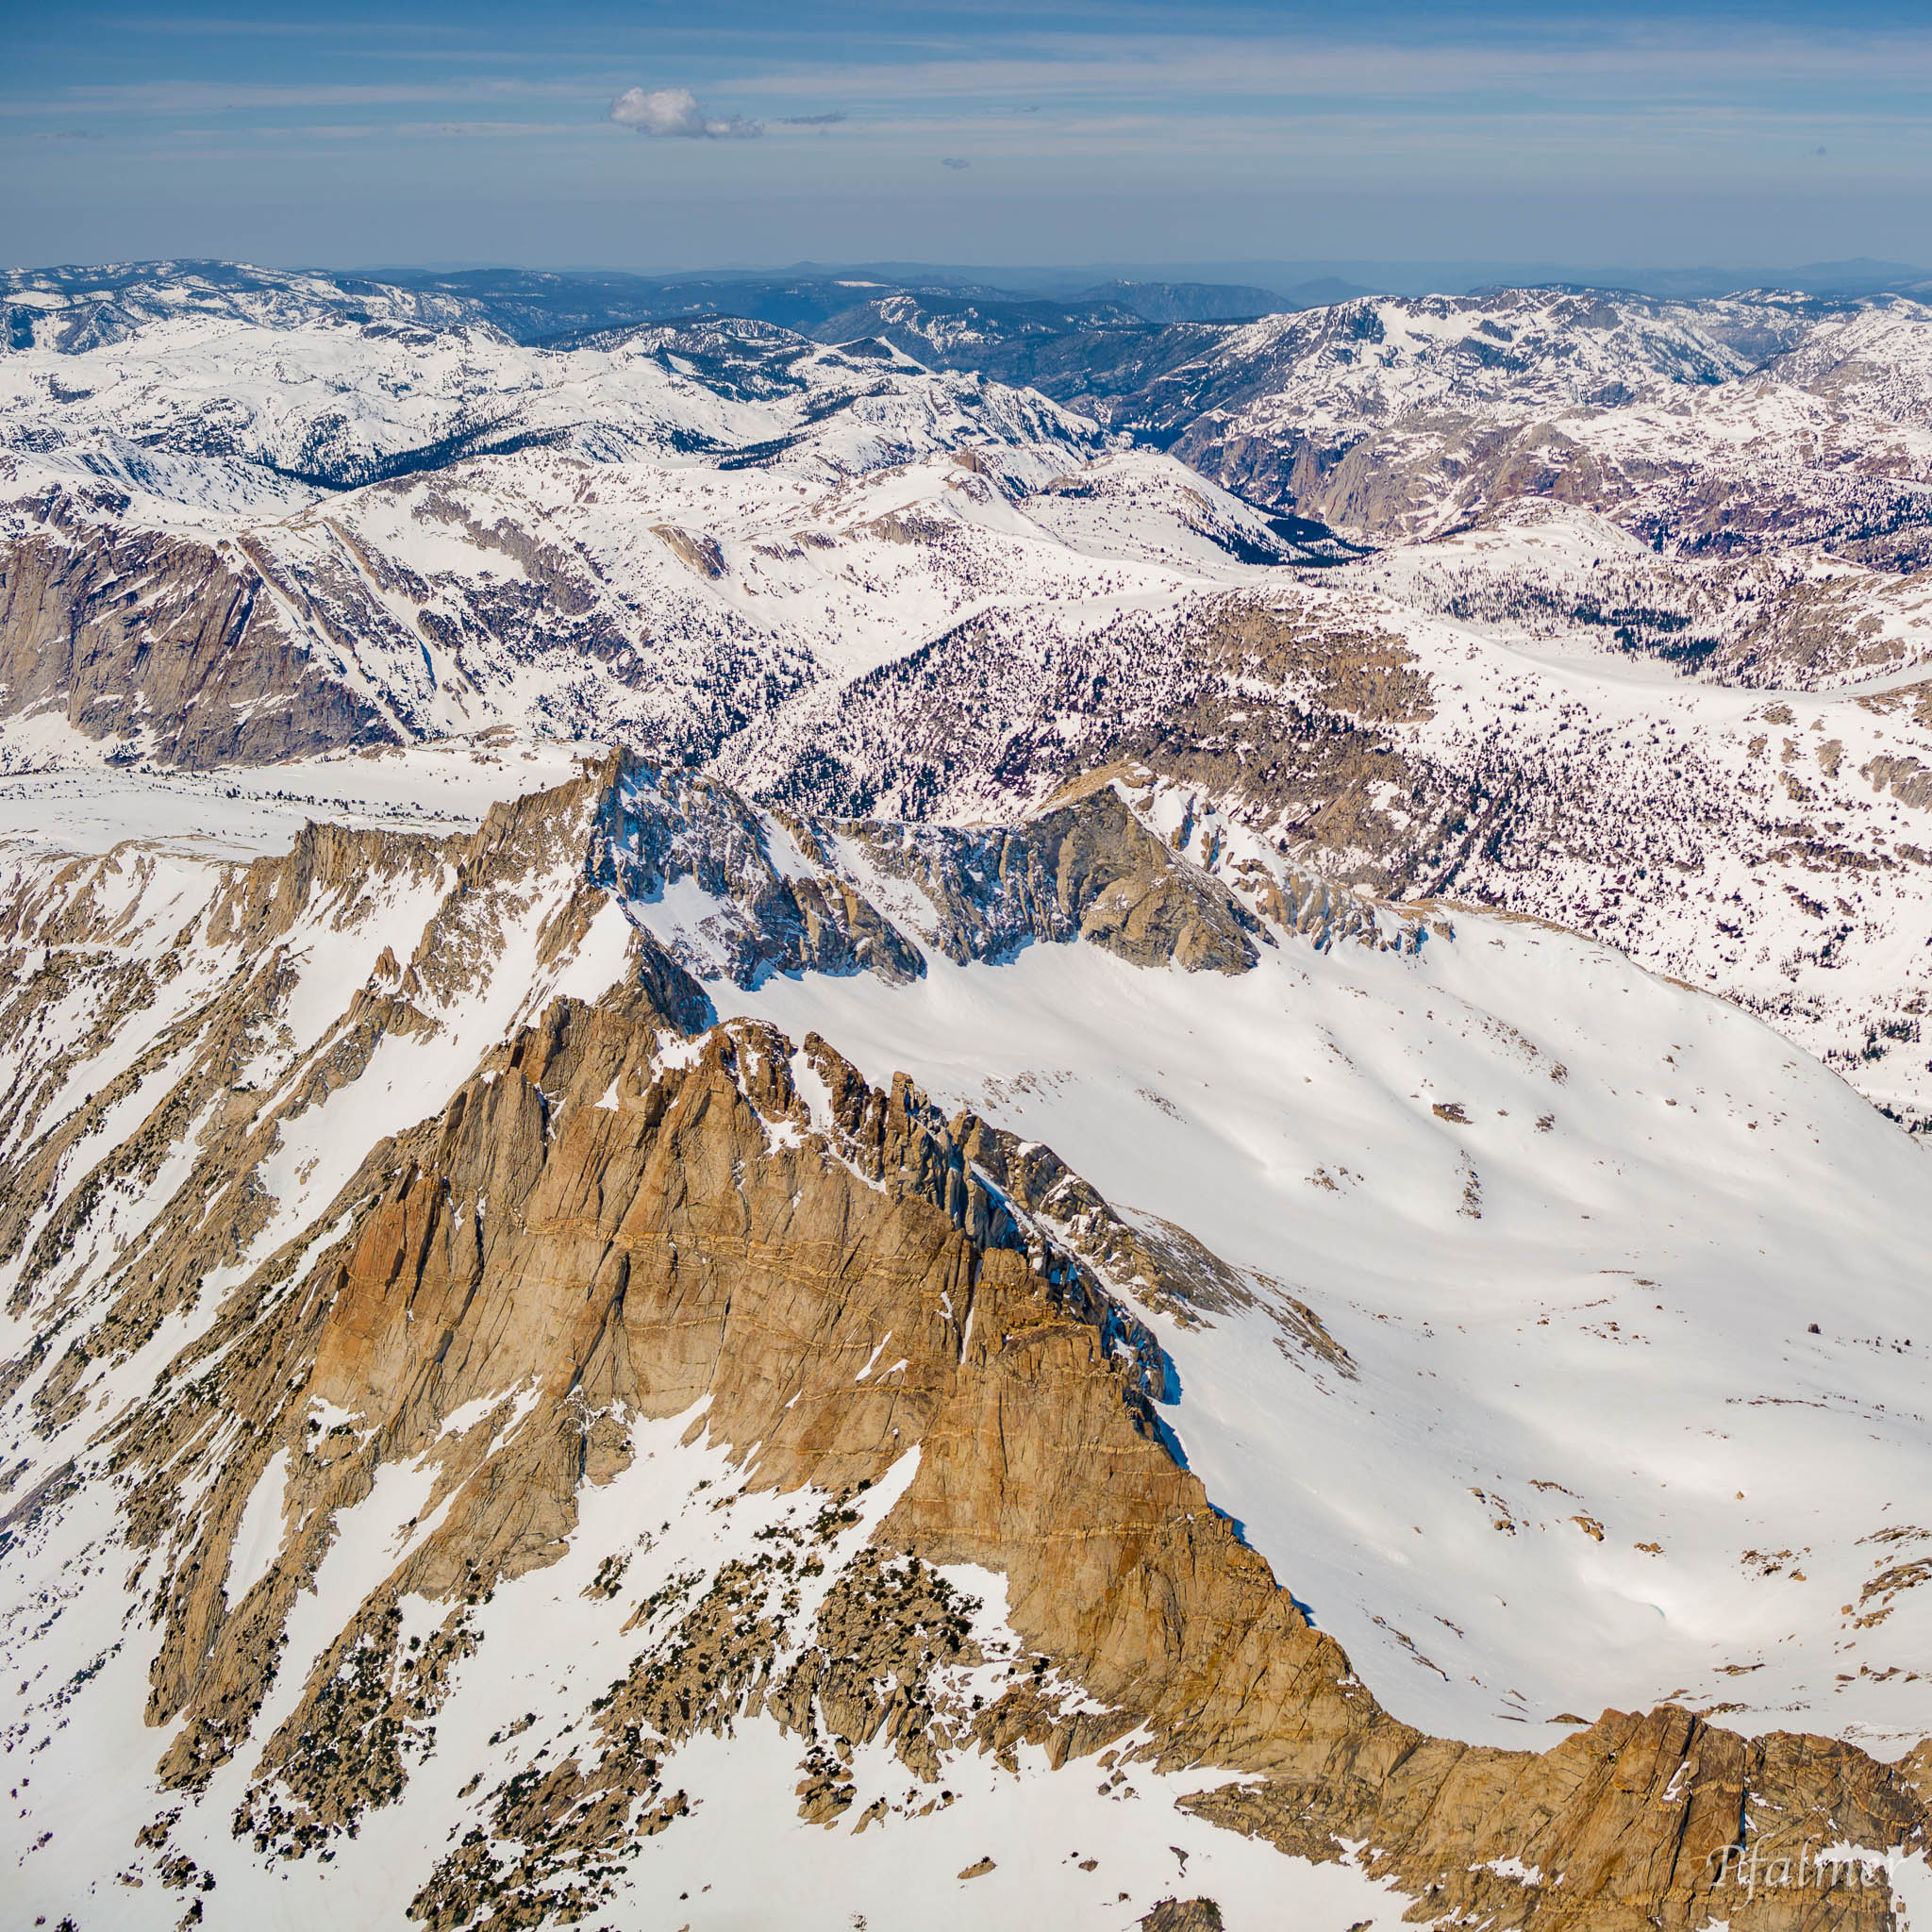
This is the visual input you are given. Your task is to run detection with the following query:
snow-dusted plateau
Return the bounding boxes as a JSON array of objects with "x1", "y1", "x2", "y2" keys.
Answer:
[{"x1": 4, "y1": 261, "x2": 1932, "y2": 1930}]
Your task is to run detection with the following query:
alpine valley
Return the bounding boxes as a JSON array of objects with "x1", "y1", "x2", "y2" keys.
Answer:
[{"x1": 4, "y1": 259, "x2": 1932, "y2": 1932}]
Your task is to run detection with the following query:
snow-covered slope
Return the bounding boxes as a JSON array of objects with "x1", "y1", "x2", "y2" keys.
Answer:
[
  {"x1": 1763, "y1": 303, "x2": 1932, "y2": 430},
  {"x1": 719, "y1": 787, "x2": 1932, "y2": 1755},
  {"x1": 1333, "y1": 499, "x2": 1932, "y2": 689},
  {"x1": 0, "y1": 259, "x2": 487, "y2": 356},
  {"x1": 0, "y1": 310, "x2": 1099, "y2": 509},
  {"x1": 0, "y1": 322, "x2": 1315, "y2": 770},
  {"x1": 2, "y1": 756, "x2": 1928, "y2": 1930},
  {"x1": 1116, "y1": 290, "x2": 1932, "y2": 575},
  {"x1": 718, "y1": 570, "x2": 1932, "y2": 1128},
  {"x1": 1128, "y1": 287, "x2": 1809, "y2": 446},
  {"x1": 6, "y1": 272, "x2": 1932, "y2": 1133}
]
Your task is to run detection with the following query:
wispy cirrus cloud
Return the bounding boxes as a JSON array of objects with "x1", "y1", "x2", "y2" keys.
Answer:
[
  {"x1": 608, "y1": 85, "x2": 761, "y2": 139},
  {"x1": 708, "y1": 23, "x2": 1932, "y2": 107},
  {"x1": 0, "y1": 76, "x2": 577, "y2": 117}
]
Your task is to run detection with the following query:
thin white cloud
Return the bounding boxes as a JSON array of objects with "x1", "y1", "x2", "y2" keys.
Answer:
[
  {"x1": 608, "y1": 85, "x2": 761, "y2": 140},
  {"x1": 0, "y1": 77, "x2": 575, "y2": 116},
  {"x1": 711, "y1": 25, "x2": 1932, "y2": 106},
  {"x1": 398, "y1": 121, "x2": 591, "y2": 140}
]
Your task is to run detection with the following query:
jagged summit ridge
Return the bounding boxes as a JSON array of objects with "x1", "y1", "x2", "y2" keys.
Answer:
[
  {"x1": 4, "y1": 748, "x2": 1931, "y2": 1927},
  {"x1": 591, "y1": 756, "x2": 1287, "y2": 988}
]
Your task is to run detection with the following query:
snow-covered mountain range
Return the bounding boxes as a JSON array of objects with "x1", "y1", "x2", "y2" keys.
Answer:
[{"x1": 4, "y1": 263, "x2": 1932, "y2": 1930}]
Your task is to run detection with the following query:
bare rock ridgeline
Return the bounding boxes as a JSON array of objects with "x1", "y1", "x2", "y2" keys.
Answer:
[
  {"x1": 0, "y1": 749, "x2": 1926, "y2": 1923},
  {"x1": 10, "y1": 972, "x2": 1922, "y2": 1928}
]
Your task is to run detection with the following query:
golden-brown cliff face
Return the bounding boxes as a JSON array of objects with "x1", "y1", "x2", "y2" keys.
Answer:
[
  {"x1": 0, "y1": 756, "x2": 1926, "y2": 1929},
  {"x1": 4, "y1": 977, "x2": 1916, "y2": 1927}
]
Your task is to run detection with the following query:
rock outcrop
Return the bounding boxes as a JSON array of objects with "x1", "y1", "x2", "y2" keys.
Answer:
[
  {"x1": 587, "y1": 751, "x2": 1274, "y2": 986},
  {"x1": 0, "y1": 502, "x2": 395, "y2": 763}
]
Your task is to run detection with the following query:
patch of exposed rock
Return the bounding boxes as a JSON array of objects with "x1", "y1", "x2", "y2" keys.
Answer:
[{"x1": 0, "y1": 497, "x2": 395, "y2": 763}]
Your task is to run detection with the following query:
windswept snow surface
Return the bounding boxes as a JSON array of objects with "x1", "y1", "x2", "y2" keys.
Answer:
[
  {"x1": 3, "y1": 1409, "x2": 1411, "y2": 1932},
  {"x1": 725, "y1": 892, "x2": 1932, "y2": 1757},
  {"x1": 0, "y1": 737, "x2": 597, "y2": 856}
]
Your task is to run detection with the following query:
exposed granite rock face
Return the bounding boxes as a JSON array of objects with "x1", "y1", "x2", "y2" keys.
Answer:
[
  {"x1": 588, "y1": 749, "x2": 1268, "y2": 984},
  {"x1": 650, "y1": 524, "x2": 728, "y2": 578},
  {"x1": 0, "y1": 756, "x2": 1268, "y2": 1350},
  {"x1": 0, "y1": 758, "x2": 675, "y2": 1449},
  {"x1": 848, "y1": 784, "x2": 1263, "y2": 974},
  {"x1": 0, "y1": 501, "x2": 395, "y2": 763},
  {"x1": 1185, "y1": 1703, "x2": 1931, "y2": 1930},
  {"x1": 1140, "y1": 1900, "x2": 1224, "y2": 1932},
  {"x1": 587, "y1": 758, "x2": 926, "y2": 988},
  {"x1": 1865, "y1": 750, "x2": 1932, "y2": 810}
]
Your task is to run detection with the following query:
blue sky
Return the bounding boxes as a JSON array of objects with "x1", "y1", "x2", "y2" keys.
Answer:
[{"x1": 5, "y1": 0, "x2": 1930, "y2": 273}]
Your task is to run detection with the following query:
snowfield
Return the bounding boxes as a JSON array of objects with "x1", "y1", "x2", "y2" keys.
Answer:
[
  {"x1": 4, "y1": 755, "x2": 1930, "y2": 1927},
  {"x1": 729, "y1": 864, "x2": 1932, "y2": 1755}
]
